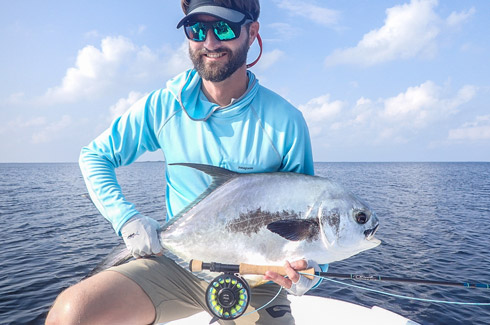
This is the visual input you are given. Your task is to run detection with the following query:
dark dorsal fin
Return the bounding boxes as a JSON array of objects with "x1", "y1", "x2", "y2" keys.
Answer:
[
  {"x1": 170, "y1": 163, "x2": 239, "y2": 183},
  {"x1": 161, "y1": 163, "x2": 239, "y2": 231},
  {"x1": 266, "y1": 218, "x2": 320, "y2": 242}
]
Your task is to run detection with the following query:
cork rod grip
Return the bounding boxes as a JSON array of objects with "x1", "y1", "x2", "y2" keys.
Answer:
[
  {"x1": 189, "y1": 259, "x2": 203, "y2": 272},
  {"x1": 189, "y1": 259, "x2": 315, "y2": 280},
  {"x1": 239, "y1": 263, "x2": 315, "y2": 280}
]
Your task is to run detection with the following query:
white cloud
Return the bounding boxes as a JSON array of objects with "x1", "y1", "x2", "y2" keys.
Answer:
[
  {"x1": 0, "y1": 116, "x2": 45, "y2": 139},
  {"x1": 255, "y1": 49, "x2": 285, "y2": 70},
  {"x1": 0, "y1": 115, "x2": 73, "y2": 148},
  {"x1": 298, "y1": 94, "x2": 344, "y2": 136},
  {"x1": 325, "y1": 0, "x2": 439, "y2": 66},
  {"x1": 109, "y1": 91, "x2": 147, "y2": 121},
  {"x1": 43, "y1": 36, "x2": 137, "y2": 103},
  {"x1": 265, "y1": 23, "x2": 300, "y2": 42},
  {"x1": 165, "y1": 41, "x2": 193, "y2": 76},
  {"x1": 84, "y1": 30, "x2": 100, "y2": 39},
  {"x1": 381, "y1": 82, "x2": 478, "y2": 128},
  {"x1": 5, "y1": 92, "x2": 26, "y2": 105},
  {"x1": 1, "y1": 116, "x2": 47, "y2": 134},
  {"x1": 381, "y1": 81, "x2": 440, "y2": 128},
  {"x1": 41, "y1": 37, "x2": 191, "y2": 104},
  {"x1": 325, "y1": 0, "x2": 474, "y2": 67},
  {"x1": 448, "y1": 115, "x2": 490, "y2": 141},
  {"x1": 299, "y1": 81, "x2": 477, "y2": 145},
  {"x1": 331, "y1": 97, "x2": 375, "y2": 131},
  {"x1": 446, "y1": 7, "x2": 475, "y2": 27},
  {"x1": 274, "y1": 0, "x2": 340, "y2": 27},
  {"x1": 20, "y1": 117, "x2": 47, "y2": 128},
  {"x1": 31, "y1": 115, "x2": 72, "y2": 144}
]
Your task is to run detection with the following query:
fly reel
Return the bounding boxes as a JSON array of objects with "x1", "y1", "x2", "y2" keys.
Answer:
[
  {"x1": 205, "y1": 273, "x2": 250, "y2": 321},
  {"x1": 190, "y1": 259, "x2": 314, "y2": 321}
]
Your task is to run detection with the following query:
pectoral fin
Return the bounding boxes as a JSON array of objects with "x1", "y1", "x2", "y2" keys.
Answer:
[{"x1": 266, "y1": 218, "x2": 320, "y2": 242}]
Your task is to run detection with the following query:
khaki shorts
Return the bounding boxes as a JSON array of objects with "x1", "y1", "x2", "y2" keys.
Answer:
[{"x1": 109, "y1": 256, "x2": 295, "y2": 324}]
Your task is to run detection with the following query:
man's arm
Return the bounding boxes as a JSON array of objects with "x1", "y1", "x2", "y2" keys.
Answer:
[{"x1": 79, "y1": 94, "x2": 163, "y2": 256}]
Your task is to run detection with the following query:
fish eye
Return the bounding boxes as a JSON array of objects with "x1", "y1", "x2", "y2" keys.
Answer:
[{"x1": 354, "y1": 211, "x2": 369, "y2": 224}]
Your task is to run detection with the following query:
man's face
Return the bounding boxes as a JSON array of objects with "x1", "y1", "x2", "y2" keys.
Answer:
[{"x1": 188, "y1": 16, "x2": 250, "y2": 82}]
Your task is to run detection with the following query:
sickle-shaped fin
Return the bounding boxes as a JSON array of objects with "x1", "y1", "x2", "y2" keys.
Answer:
[
  {"x1": 162, "y1": 163, "x2": 239, "y2": 231},
  {"x1": 169, "y1": 163, "x2": 238, "y2": 195},
  {"x1": 170, "y1": 163, "x2": 238, "y2": 183},
  {"x1": 266, "y1": 218, "x2": 320, "y2": 242}
]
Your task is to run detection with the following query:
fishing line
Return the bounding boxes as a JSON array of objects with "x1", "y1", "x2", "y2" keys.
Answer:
[
  {"x1": 240, "y1": 285, "x2": 283, "y2": 318},
  {"x1": 300, "y1": 272, "x2": 490, "y2": 306},
  {"x1": 190, "y1": 259, "x2": 490, "y2": 323}
]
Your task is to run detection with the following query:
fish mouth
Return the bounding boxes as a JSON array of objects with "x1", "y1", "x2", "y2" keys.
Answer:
[{"x1": 364, "y1": 224, "x2": 379, "y2": 240}]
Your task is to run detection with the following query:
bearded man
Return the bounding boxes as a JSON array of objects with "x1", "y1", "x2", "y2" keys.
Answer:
[{"x1": 47, "y1": 1, "x2": 321, "y2": 324}]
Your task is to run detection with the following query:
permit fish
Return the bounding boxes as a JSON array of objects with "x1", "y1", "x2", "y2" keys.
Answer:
[{"x1": 89, "y1": 163, "x2": 380, "y2": 280}]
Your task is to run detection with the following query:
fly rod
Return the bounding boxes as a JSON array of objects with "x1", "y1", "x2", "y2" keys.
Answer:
[
  {"x1": 190, "y1": 259, "x2": 490, "y2": 289},
  {"x1": 189, "y1": 259, "x2": 315, "y2": 279}
]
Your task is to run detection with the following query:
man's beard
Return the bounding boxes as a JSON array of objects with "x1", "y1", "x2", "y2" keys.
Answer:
[{"x1": 189, "y1": 36, "x2": 249, "y2": 82}]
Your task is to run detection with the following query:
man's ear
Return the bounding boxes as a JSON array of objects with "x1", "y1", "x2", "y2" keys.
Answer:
[{"x1": 248, "y1": 21, "x2": 260, "y2": 47}]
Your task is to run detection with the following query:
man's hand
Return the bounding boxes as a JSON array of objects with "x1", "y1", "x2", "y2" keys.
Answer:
[
  {"x1": 121, "y1": 215, "x2": 163, "y2": 258},
  {"x1": 264, "y1": 259, "x2": 321, "y2": 296}
]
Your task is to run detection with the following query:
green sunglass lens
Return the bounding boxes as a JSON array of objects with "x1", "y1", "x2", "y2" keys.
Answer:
[
  {"x1": 188, "y1": 23, "x2": 206, "y2": 41},
  {"x1": 185, "y1": 21, "x2": 239, "y2": 42},
  {"x1": 214, "y1": 21, "x2": 236, "y2": 40}
]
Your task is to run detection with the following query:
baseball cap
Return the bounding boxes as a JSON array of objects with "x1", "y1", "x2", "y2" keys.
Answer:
[{"x1": 177, "y1": 0, "x2": 255, "y2": 28}]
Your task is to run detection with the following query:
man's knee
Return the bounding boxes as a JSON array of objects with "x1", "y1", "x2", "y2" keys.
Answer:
[
  {"x1": 46, "y1": 284, "x2": 86, "y2": 325},
  {"x1": 46, "y1": 270, "x2": 156, "y2": 325}
]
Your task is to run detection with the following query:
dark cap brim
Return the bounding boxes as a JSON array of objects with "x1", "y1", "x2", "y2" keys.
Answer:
[{"x1": 177, "y1": 5, "x2": 247, "y2": 28}]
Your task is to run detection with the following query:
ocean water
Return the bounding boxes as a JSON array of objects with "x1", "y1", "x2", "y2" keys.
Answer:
[{"x1": 1, "y1": 162, "x2": 489, "y2": 324}]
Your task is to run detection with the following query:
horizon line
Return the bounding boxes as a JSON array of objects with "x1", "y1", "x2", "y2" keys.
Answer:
[{"x1": 1, "y1": 160, "x2": 489, "y2": 164}]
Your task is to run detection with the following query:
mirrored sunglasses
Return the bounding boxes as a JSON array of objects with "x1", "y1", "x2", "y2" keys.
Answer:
[{"x1": 184, "y1": 20, "x2": 251, "y2": 42}]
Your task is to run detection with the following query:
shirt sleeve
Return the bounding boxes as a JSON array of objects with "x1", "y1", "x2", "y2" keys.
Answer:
[
  {"x1": 79, "y1": 93, "x2": 161, "y2": 235},
  {"x1": 279, "y1": 111, "x2": 315, "y2": 176}
]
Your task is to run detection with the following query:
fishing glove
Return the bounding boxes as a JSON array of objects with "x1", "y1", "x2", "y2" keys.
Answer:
[
  {"x1": 121, "y1": 215, "x2": 163, "y2": 258},
  {"x1": 286, "y1": 260, "x2": 324, "y2": 296}
]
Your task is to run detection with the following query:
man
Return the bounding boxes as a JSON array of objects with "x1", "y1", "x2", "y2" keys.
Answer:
[{"x1": 47, "y1": 1, "x2": 322, "y2": 324}]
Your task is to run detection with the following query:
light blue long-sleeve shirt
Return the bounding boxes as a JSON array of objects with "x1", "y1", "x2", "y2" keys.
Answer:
[{"x1": 79, "y1": 69, "x2": 314, "y2": 235}]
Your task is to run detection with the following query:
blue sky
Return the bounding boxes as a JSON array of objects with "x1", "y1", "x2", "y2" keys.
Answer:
[{"x1": 1, "y1": 0, "x2": 489, "y2": 162}]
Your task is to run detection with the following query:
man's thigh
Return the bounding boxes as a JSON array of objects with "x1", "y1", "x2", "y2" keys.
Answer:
[
  {"x1": 109, "y1": 256, "x2": 295, "y2": 324},
  {"x1": 110, "y1": 255, "x2": 210, "y2": 323},
  {"x1": 47, "y1": 270, "x2": 155, "y2": 324}
]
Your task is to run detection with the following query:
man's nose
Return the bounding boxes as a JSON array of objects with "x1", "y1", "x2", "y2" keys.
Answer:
[{"x1": 203, "y1": 28, "x2": 220, "y2": 49}]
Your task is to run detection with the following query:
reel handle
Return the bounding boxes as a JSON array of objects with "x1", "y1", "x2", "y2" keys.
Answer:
[{"x1": 190, "y1": 259, "x2": 315, "y2": 280}]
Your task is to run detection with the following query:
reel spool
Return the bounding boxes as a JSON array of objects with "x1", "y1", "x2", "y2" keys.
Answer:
[{"x1": 205, "y1": 273, "x2": 250, "y2": 321}]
